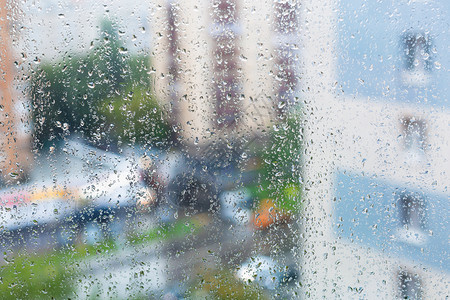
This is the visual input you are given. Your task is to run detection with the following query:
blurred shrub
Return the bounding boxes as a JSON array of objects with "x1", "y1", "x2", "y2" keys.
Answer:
[
  {"x1": 190, "y1": 267, "x2": 268, "y2": 299},
  {"x1": 259, "y1": 110, "x2": 303, "y2": 214},
  {"x1": 279, "y1": 183, "x2": 301, "y2": 213}
]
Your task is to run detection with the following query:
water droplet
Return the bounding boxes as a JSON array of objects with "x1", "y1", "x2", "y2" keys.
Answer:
[{"x1": 239, "y1": 54, "x2": 248, "y2": 61}]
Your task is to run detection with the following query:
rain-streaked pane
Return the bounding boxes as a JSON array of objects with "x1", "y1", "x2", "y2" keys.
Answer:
[{"x1": 0, "y1": 0, "x2": 447, "y2": 298}]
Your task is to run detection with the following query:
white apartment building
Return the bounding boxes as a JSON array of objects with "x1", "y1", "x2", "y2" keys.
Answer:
[
  {"x1": 151, "y1": 0, "x2": 302, "y2": 149},
  {"x1": 301, "y1": 0, "x2": 449, "y2": 298}
]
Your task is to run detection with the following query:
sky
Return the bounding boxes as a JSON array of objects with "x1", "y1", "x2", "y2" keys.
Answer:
[{"x1": 17, "y1": 0, "x2": 152, "y2": 63}]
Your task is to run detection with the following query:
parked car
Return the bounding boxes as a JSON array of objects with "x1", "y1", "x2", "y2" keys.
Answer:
[
  {"x1": 219, "y1": 188, "x2": 254, "y2": 225},
  {"x1": 236, "y1": 255, "x2": 298, "y2": 292},
  {"x1": 139, "y1": 148, "x2": 240, "y2": 213}
]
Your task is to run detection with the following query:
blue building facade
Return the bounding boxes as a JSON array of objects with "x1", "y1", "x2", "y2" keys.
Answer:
[
  {"x1": 332, "y1": 0, "x2": 449, "y2": 297},
  {"x1": 337, "y1": 0, "x2": 449, "y2": 108}
]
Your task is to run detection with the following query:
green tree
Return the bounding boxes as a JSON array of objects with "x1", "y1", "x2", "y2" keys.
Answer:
[
  {"x1": 261, "y1": 108, "x2": 303, "y2": 213},
  {"x1": 30, "y1": 18, "x2": 168, "y2": 149},
  {"x1": 99, "y1": 85, "x2": 170, "y2": 146}
]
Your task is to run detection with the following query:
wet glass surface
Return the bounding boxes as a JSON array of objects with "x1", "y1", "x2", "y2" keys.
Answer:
[{"x1": 0, "y1": 0, "x2": 448, "y2": 298}]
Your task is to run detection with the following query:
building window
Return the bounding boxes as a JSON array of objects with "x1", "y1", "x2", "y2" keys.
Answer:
[
  {"x1": 398, "y1": 270, "x2": 423, "y2": 300},
  {"x1": 395, "y1": 191, "x2": 428, "y2": 246},
  {"x1": 400, "y1": 32, "x2": 432, "y2": 86},
  {"x1": 167, "y1": 0, "x2": 180, "y2": 92},
  {"x1": 400, "y1": 116, "x2": 427, "y2": 160},
  {"x1": 402, "y1": 32, "x2": 432, "y2": 72},
  {"x1": 398, "y1": 192, "x2": 425, "y2": 230},
  {"x1": 166, "y1": 0, "x2": 182, "y2": 121},
  {"x1": 211, "y1": 0, "x2": 241, "y2": 129},
  {"x1": 273, "y1": 0, "x2": 299, "y2": 114}
]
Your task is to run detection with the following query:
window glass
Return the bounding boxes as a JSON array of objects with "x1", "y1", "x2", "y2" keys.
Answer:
[{"x1": 0, "y1": 0, "x2": 447, "y2": 298}]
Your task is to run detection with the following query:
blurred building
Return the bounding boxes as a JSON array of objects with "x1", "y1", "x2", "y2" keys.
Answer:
[
  {"x1": 151, "y1": 0, "x2": 301, "y2": 152},
  {"x1": 0, "y1": 0, "x2": 32, "y2": 184},
  {"x1": 301, "y1": 0, "x2": 449, "y2": 298}
]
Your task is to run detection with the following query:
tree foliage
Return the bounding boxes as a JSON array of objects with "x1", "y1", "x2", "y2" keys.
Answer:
[
  {"x1": 261, "y1": 109, "x2": 303, "y2": 213},
  {"x1": 30, "y1": 19, "x2": 169, "y2": 149}
]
